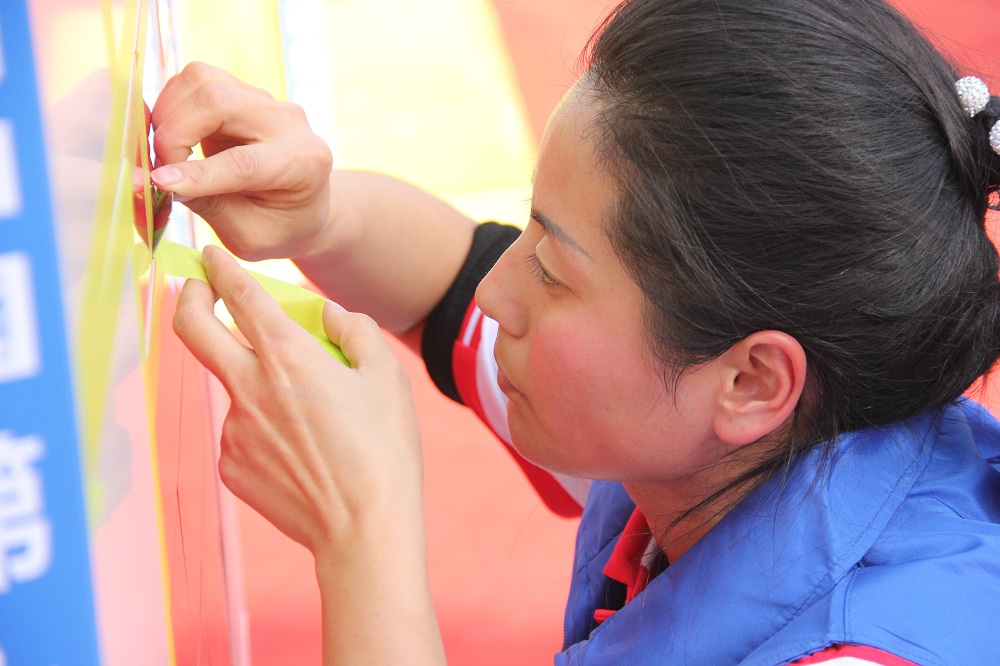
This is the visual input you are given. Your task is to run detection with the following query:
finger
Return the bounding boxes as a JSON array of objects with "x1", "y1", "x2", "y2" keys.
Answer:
[
  {"x1": 152, "y1": 61, "x2": 271, "y2": 138},
  {"x1": 200, "y1": 245, "x2": 307, "y2": 353},
  {"x1": 173, "y1": 275, "x2": 255, "y2": 389},
  {"x1": 151, "y1": 136, "x2": 328, "y2": 202},
  {"x1": 152, "y1": 82, "x2": 292, "y2": 169},
  {"x1": 321, "y1": 301, "x2": 396, "y2": 370}
]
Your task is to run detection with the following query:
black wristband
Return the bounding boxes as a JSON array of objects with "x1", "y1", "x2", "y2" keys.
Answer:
[{"x1": 421, "y1": 221, "x2": 521, "y2": 403}]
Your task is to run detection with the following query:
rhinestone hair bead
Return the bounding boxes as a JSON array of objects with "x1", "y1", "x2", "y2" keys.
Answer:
[
  {"x1": 991, "y1": 122, "x2": 1000, "y2": 155},
  {"x1": 956, "y1": 76, "x2": 990, "y2": 118}
]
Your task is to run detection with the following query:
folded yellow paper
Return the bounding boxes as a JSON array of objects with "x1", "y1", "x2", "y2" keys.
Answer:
[{"x1": 153, "y1": 240, "x2": 349, "y2": 366}]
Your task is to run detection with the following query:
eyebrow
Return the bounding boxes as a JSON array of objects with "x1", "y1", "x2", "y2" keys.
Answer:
[{"x1": 531, "y1": 208, "x2": 592, "y2": 259}]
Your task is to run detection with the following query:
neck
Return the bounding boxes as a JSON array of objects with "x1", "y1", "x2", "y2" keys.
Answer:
[
  {"x1": 627, "y1": 432, "x2": 791, "y2": 561},
  {"x1": 622, "y1": 482, "x2": 715, "y2": 562},
  {"x1": 624, "y1": 466, "x2": 761, "y2": 562}
]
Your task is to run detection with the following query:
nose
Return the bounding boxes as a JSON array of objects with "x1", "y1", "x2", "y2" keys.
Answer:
[{"x1": 475, "y1": 241, "x2": 528, "y2": 338}]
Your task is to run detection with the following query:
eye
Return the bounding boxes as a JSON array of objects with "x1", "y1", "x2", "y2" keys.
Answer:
[{"x1": 527, "y1": 253, "x2": 560, "y2": 287}]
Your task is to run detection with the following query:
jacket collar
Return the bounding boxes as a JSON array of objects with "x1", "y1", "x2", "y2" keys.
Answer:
[{"x1": 562, "y1": 404, "x2": 955, "y2": 663}]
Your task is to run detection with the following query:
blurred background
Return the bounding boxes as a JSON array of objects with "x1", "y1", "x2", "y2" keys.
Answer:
[{"x1": 11, "y1": 0, "x2": 1000, "y2": 664}]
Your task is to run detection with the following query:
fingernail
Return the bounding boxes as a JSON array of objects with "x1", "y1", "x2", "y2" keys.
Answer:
[
  {"x1": 325, "y1": 299, "x2": 346, "y2": 312},
  {"x1": 151, "y1": 165, "x2": 183, "y2": 187}
]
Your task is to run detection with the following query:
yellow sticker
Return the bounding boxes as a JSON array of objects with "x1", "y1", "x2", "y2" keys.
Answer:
[{"x1": 153, "y1": 241, "x2": 349, "y2": 366}]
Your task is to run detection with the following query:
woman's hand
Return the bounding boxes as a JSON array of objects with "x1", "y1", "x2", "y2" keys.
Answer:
[
  {"x1": 151, "y1": 62, "x2": 333, "y2": 262},
  {"x1": 151, "y1": 63, "x2": 477, "y2": 341},
  {"x1": 172, "y1": 245, "x2": 423, "y2": 552},
  {"x1": 173, "y1": 247, "x2": 445, "y2": 664}
]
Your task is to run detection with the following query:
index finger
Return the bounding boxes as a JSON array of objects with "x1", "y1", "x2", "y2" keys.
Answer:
[
  {"x1": 153, "y1": 62, "x2": 271, "y2": 134},
  {"x1": 173, "y1": 275, "x2": 254, "y2": 389},
  {"x1": 200, "y1": 245, "x2": 308, "y2": 354},
  {"x1": 151, "y1": 62, "x2": 275, "y2": 166}
]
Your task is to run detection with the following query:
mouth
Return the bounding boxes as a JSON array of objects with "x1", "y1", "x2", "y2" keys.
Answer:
[
  {"x1": 493, "y1": 349, "x2": 520, "y2": 397},
  {"x1": 496, "y1": 365, "x2": 517, "y2": 396}
]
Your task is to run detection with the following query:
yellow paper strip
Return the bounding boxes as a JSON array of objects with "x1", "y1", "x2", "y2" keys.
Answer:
[
  {"x1": 153, "y1": 241, "x2": 349, "y2": 366},
  {"x1": 81, "y1": 3, "x2": 179, "y2": 663},
  {"x1": 79, "y1": 0, "x2": 144, "y2": 516}
]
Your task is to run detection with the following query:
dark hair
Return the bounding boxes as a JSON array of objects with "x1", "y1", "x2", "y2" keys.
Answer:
[{"x1": 584, "y1": 0, "x2": 1000, "y2": 512}]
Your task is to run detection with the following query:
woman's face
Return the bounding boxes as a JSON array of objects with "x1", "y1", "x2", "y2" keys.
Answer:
[{"x1": 475, "y1": 86, "x2": 725, "y2": 485}]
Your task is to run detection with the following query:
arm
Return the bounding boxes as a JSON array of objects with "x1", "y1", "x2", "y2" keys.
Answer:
[
  {"x1": 151, "y1": 62, "x2": 476, "y2": 344},
  {"x1": 173, "y1": 246, "x2": 447, "y2": 665},
  {"x1": 297, "y1": 169, "x2": 477, "y2": 339}
]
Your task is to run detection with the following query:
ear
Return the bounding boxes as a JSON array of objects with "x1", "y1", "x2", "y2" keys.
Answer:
[{"x1": 712, "y1": 330, "x2": 807, "y2": 447}]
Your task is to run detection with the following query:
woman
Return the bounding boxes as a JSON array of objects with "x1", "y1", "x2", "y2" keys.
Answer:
[{"x1": 155, "y1": 0, "x2": 1000, "y2": 662}]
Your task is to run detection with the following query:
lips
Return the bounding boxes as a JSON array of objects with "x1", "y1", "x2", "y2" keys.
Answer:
[
  {"x1": 493, "y1": 346, "x2": 523, "y2": 399},
  {"x1": 496, "y1": 365, "x2": 516, "y2": 395}
]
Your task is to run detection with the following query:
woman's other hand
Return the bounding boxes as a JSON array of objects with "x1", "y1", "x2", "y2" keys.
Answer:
[
  {"x1": 173, "y1": 247, "x2": 444, "y2": 663},
  {"x1": 151, "y1": 62, "x2": 333, "y2": 262},
  {"x1": 172, "y1": 245, "x2": 424, "y2": 552}
]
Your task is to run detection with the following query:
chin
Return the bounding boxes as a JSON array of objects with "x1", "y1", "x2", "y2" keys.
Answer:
[
  {"x1": 506, "y1": 420, "x2": 542, "y2": 462},
  {"x1": 506, "y1": 423, "x2": 567, "y2": 475}
]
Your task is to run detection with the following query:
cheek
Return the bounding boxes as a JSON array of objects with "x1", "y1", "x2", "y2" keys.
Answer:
[
  {"x1": 527, "y1": 322, "x2": 602, "y2": 405},
  {"x1": 521, "y1": 319, "x2": 667, "y2": 464},
  {"x1": 517, "y1": 325, "x2": 722, "y2": 482}
]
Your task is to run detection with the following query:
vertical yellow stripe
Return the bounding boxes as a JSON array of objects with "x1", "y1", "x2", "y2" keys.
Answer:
[
  {"x1": 81, "y1": 1, "x2": 177, "y2": 663},
  {"x1": 133, "y1": 5, "x2": 177, "y2": 664},
  {"x1": 78, "y1": 0, "x2": 139, "y2": 509}
]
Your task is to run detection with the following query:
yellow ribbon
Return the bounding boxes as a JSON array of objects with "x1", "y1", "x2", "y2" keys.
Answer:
[{"x1": 151, "y1": 241, "x2": 349, "y2": 366}]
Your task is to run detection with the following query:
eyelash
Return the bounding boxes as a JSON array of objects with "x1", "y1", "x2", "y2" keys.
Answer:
[{"x1": 527, "y1": 253, "x2": 559, "y2": 287}]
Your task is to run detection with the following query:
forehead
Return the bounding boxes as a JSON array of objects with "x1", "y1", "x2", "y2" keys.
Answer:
[{"x1": 532, "y1": 86, "x2": 618, "y2": 252}]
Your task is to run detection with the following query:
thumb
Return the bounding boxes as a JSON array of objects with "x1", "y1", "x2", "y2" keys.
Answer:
[
  {"x1": 151, "y1": 142, "x2": 288, "y2": 200},
  {"x1": 321, "y1": 301, "x2": 395, "y2": 371}
]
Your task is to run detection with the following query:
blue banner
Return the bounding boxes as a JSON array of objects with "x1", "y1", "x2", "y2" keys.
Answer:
[{"x1": 0, "y1": 1, "x2": 101, "y2": 664}]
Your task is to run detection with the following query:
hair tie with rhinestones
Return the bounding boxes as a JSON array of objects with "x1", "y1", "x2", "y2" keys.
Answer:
[{"x1": 956, "y1": 76, "x2": 1000, "y2": 155}]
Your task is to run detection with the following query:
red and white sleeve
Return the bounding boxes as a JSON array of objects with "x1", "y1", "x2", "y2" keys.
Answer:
[
  {"x1": 789, "y1": 645, "x2": 919, "y2": 665},
  {"x1": 450, "y1": 300, "x2": 589, "y2": 517}
]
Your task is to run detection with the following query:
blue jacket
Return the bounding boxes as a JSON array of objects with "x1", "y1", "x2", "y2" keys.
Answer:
[{"x1": 556, "y1": 399, "x2": 1000, "y2": 665}]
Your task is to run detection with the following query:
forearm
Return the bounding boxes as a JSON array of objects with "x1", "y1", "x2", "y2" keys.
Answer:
[
  {"x1": 295, "y1": 170, "x2": 477, "y2": 337},
  {"x1": 315, "y1": 507, "x2": 445, "y2": 666}
]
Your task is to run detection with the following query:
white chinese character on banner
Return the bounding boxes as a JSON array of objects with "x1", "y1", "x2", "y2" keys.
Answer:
[
  {"x1": 0, "y1": 120, "x2": 22, "y2": 220},
  {"x1": 0, "y1": 431, "x2": 51, "y2": 593},
  {"x1": 0, "y1": 252, "x2": 40, "y2": 384},
  {"x1": 0, "y1": 13, "x2": 5, "y2": 86}
]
